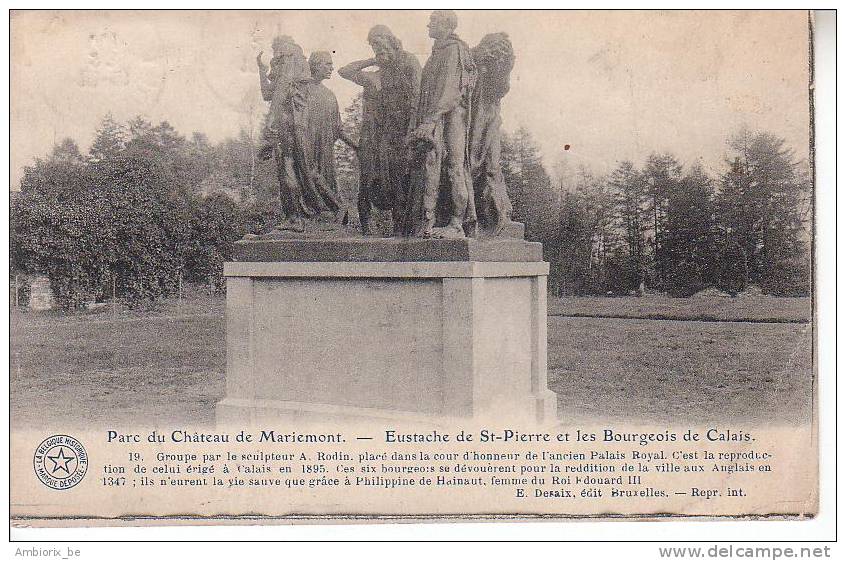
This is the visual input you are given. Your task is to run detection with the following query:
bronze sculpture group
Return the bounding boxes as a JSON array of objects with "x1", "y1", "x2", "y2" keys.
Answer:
[{"x1": 257, "y1": 10, "x2": 515, "y2": 239}]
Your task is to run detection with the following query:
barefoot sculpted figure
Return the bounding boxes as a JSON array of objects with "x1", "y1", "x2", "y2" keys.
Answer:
[
  {"x1": 257, "y1": 38, "x2": 352, "y2": 234},
  {"x1": 338, "y1": 25, "x2": 421, "y2": 236},
  {"x1": 402, "y1": 10, "x2": 477, "y2": 239}
]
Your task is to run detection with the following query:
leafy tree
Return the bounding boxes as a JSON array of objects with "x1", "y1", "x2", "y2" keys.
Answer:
[
  {"x1": 127, "y1": 115, "x2": 154, "y2": 143},
  {"x1": 204, "y1": 128, "x2": 280, "y2": 237},
  {"x1": 86, "y1": 152, "x2": 193, "y2": 306},
  {"x1": 184, "y1": 193, "x2": 246, "y2": 290},
  {"x1": 184, "y1": 132, "x2": 216, "y2": 193},
  {"x1": 12, "y1": 145, "x2": 103, "y2": 309},
  {"x1": 13, "y1": 122, "x2": 201, "y2": 308},
  {"x1": 336, "y1": 93, "x2": 362, "y2": 189}
]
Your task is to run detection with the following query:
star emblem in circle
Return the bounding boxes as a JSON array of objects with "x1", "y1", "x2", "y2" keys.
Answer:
[{"x1": 47, "y1": 447, "x2": 75, "y2": 475}]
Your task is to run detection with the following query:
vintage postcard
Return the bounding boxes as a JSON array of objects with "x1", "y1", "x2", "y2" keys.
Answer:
[{"x1": 9, "y1": 9, "x2": 818, "y2": 528}]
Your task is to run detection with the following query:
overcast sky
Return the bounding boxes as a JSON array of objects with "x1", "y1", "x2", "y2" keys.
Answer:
[{"x1": 10, "y1": 10, "x2": 810, "y2": 188}]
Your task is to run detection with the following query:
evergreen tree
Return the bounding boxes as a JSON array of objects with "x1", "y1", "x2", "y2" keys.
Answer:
[
  {"x1": 127, "y1": 115, "x2": 154, "y2": 143},
  {"x1": 502, "y1": 127, "x2": 558, "y2": 243},
  {"x1": 501, "y1": 128, "x2": 561, "y2": 286},
  {"x1": 664, "y1": 164, "x2": 717, "y2": 296},
  {"x1": 642, "y1": 153, "x2": 682, "y2": 288},
  {"x1": 88, "y1": 113, "x2": 126, "y2": 162},
  {"x1": 608, "y1": 161, "x2": 647, "y2": 291},
  {"x1": 716, "y1": 129, "x2": 810, "y2": 294},
  {"x1": 49, "y1": 138, "x2": 85, "y2": 165},
  {"x1": 557, "y1": 188, "x2": 592, "y2": 295},
  {"x1": 554, "y1": 169, "x2": 616, "y2": 294}
]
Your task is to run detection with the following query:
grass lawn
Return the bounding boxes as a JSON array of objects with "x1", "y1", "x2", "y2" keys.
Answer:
[
  {"x1": 550, "y1": 295, "x2": 811, "y2": 323},
  {"x1": 11, "y1": 303, "x2": 226, "y2": 429},
  {"x1": 10, "y1": 294, "x2": 813, "y2": 429},
  {"x1": 548, "y1": 317, "x2": 812, "y2": 425}
]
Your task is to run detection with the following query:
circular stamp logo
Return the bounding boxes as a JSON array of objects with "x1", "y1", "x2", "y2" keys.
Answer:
[{"x1": 33, "y1": 435, "x2": 88, "y2": 490}]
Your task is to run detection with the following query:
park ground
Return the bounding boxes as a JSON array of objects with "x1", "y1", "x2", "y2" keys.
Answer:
[{"x1": 10, "y1": 290, "x2": 813, "y2": 429}]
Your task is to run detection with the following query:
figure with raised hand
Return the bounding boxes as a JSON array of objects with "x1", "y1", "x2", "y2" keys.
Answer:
[{"x1": 338, "y1": 25, "x2": 421, "y2": 235}]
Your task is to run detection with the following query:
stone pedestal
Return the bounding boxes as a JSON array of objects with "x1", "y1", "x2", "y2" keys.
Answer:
[{"x1": 217, "y1": 238, "x2": 558, "y2": 426}]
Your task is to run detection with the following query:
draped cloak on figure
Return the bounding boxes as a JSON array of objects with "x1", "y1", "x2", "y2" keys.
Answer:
[
  {"x1": 300, "y1": 80, "x2": 345, "y2": 217},
  {"x1": 350, "y1": 51, "x2": 421, "y2": 214},
  {"x1": 402, "y1": 34, "x2": 477, "y2": 237},
  {"x1": 260, "y1": 50, "x2": 343, "y2": 221},
  {"x1": 469, "y1": 34, "x2": 515, "y2": 236}
]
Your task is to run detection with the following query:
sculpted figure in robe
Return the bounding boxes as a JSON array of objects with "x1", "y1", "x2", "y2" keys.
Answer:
[
  {"x1": 257, "y1": 38, "x2": 351, "y2": 233},
  {"x1": 301, "y1": 51, "x2": 357, "y2": 226},
  {"x1": 338, "y1": 25, "x2": 421, "y2": 235},
  {"x1": 402, "y1": 10, "x2": 477, "y2": 239},
  {"x1": 469, "y1": 32, "x2": 515, "y2": 237}
]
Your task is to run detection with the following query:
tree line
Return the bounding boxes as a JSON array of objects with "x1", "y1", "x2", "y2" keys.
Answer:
[
  {"x1": 10, "y1": 107, "x2": 811, "y2": 309},
  {"x1": 10, "y1": 114, "x2": 275, "y2": 308},
  {"x1": 501, "y1": 127, "x2": 811, "y2": 297}
]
